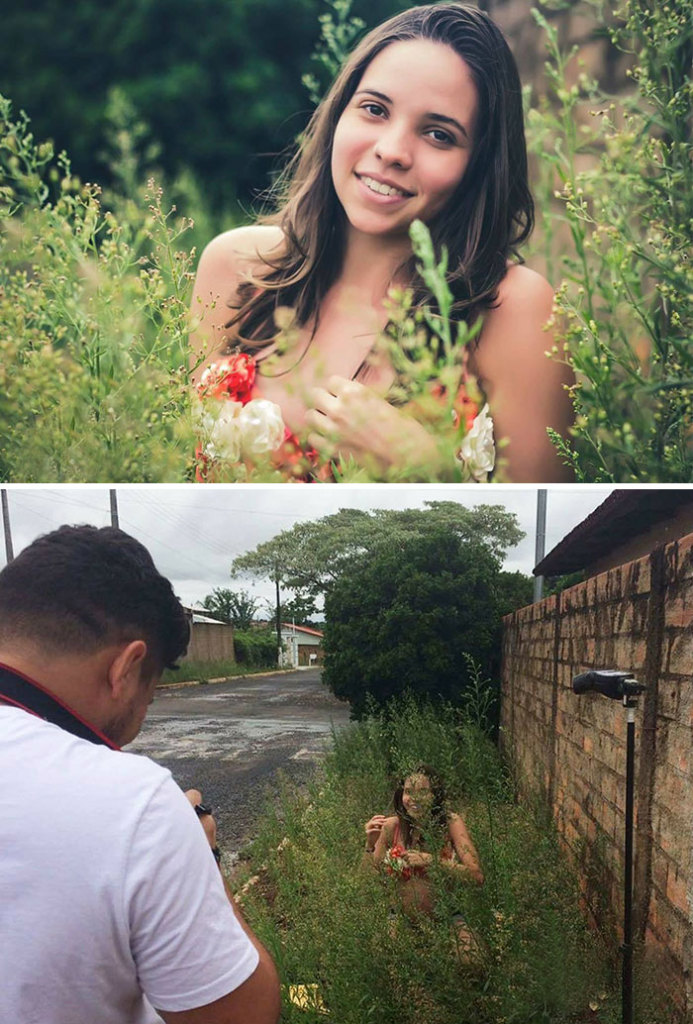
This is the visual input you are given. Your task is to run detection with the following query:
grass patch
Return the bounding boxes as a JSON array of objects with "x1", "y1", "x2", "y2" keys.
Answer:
[
  {"x1": 160, "y1": 659, "x2": 276, "y2": 685},
  {"x1": 230, "y1": 698, "x2": 636, "y2": 1023}
]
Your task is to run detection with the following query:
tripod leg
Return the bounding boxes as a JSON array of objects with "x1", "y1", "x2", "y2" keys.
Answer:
[{"x1": 623, "y1": 707, "x2": 635, "y2": 1024}]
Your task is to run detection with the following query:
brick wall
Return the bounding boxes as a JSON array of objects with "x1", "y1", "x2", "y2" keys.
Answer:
[
  {"x1": 488, "y1": 0, "x2": 632, "y2": 94},
  {"x1": 501, "y1": 533, "x2": 693, "y2": 1018},
  {"x1": 183, "y1": 622, "x2": 235, "y2": 664}
]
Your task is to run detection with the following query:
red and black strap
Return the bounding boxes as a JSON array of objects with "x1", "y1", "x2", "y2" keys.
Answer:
[{"x1": 0, "y1": 662, "x2": 119, "y2": 749}]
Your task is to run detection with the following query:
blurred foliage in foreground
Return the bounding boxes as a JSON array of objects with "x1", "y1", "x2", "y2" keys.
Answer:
[
  {"x1": 528, "y1": 0, "x2": 693, "y2": 481},
  {"x1": 0, "y1": 95, "x2": 196, "y2": 481}
]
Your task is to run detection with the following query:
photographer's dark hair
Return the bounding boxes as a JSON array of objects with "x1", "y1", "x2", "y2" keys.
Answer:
[
  {"x1": 230, "y1": 1, "x2": 533, "y2": 347},
  {"x1": 0, "y1": 525, "x2": 190, "y2": 673}
]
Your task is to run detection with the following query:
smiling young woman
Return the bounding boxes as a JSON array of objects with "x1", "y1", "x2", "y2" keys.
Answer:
[{"x1": 190, "y1": 3, "x2": 573, "y2": 482}]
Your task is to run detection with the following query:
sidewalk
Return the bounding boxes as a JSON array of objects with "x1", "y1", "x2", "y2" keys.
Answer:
[{"x1": 157, "y1": 666, "x2": 312, "y2": 691}]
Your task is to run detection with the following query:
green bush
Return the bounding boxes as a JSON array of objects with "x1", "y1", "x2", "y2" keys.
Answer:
[
  {"x1": 235, "y1": 698, "x2": 627, "y2": 1024},
  {"x1": 322, "y1": 529, "x2": 501, "y2": 718},
  {"x1": 528, "y1": 0, "x2": 693, "y2": 481},
  {"x1": 233, "y1": 628, "x2": 279, "y2": 667}
]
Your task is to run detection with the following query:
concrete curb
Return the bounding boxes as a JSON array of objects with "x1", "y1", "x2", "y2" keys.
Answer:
[{"x1": 157, "y1": 667, "x2": 309, "y2": 691}]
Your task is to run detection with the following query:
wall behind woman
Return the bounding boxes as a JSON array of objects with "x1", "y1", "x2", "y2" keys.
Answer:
[{"x1": 500, "y1": 534, "x2": 693, "y2": 1020}]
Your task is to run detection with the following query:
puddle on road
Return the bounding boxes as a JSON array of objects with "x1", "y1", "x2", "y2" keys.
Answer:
[{"x1": 127, "y1": 715, "x2": 336, "y2": 762}]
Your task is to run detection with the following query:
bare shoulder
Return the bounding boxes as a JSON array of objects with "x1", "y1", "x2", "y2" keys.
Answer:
[
  {"x1": 446, "y1": 810, "x2": 468, "y2": 831},
  {"x1": 197, "y1": 224, "x2": 285, "y2": 283},
  {"x1": 497, "y1": 262, "x2": 554, "y2": 306},
  {"x1": 190, "y1": 225, "x2": 284, "y2": 363},
  {"x1": 475, "y1": 263, "x2": 555, "y2": 372},
  {"x1": 487, "y1": 264, "x2": 554, "y2": 338}
]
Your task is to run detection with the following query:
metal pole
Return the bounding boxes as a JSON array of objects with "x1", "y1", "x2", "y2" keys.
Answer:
[
  {"x1": 623, "y1": 701, "x2": 636, "y2": 1024},
  {"x1": 533, "y1": 489, "x2": 547, "y2": 602},
  {"x1": 1, "y1": 489, "x2": 14, "y2": 564},
  {"x1": 109, "y1": 489, "x2": 119, "y2": 529},
  {"x1": 275, "y1": 573, "x2": 282, "y2": 665}
]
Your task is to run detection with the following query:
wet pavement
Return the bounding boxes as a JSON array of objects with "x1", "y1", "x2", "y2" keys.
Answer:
[{"x1": 126, "y1": 668, "x2": 351, "y2": 861}]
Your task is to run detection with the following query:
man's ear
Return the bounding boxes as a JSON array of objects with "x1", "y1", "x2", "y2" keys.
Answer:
[{"x1": 107, "y1": 640, "x2": 149, "y2": 698}]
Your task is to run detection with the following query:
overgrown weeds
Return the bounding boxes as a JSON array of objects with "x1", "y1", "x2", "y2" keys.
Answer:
[{"x1": 233, "y1": 698, "x2": 627, "y2": 1023}]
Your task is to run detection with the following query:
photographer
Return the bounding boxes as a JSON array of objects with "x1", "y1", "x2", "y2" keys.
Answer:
[{"x1": 0, "y1": 525, "x2": 280, "y2": 1024}]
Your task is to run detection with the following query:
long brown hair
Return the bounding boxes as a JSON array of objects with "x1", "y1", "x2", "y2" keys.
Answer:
[{"x1": 228, "y1": 2, "x2": 534, "y2": 354}]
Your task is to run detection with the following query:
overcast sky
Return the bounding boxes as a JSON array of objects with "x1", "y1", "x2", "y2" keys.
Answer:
[{"x1": 0, "y1": 484, "x2": 620, "y2": 611}]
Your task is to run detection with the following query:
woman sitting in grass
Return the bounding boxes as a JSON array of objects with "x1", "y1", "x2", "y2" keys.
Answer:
[
  {"x1": 191, "y1": 2, "x2": 572, "y2": 482},
  {"x1": 366, "y1": 766, "x2": 484, "y2": 959}
]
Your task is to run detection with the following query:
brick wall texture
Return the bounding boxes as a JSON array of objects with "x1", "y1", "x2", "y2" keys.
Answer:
[
  {"x1": 183, "y1": 622, "x2": 235, "y2": 664},
  {"x1": 501, "y1": 533, "x2": 693, "y2": 1018}
]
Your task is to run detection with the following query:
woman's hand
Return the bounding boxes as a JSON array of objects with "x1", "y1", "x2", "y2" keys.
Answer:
[
  {"x1": 402, "y1": 850, "x2": 433, "y2": 869},
  {"x1": 364, "y1": 814, "x2": 387, "y2": 852},
  {"x1": 306, "y1": 376, "x2": 442, "y2": 478}
]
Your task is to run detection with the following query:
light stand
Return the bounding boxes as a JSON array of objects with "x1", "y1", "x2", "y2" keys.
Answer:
[{"x1": 572, "y1": 669, "x2": 647, "y2": 1024}]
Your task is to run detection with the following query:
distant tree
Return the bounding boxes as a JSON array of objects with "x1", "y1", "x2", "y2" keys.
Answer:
[
  {"x1": 496, "y1": 571, "x2": 534, "y2": 617},
  {"x1": 233, "y1": 627, "x2": 278, "y2": 667},
  {"x1": 232, "y1": 534, "x2": 299, "y2": 650},
  {"x1": 544, "y1": 570, "x2": 586, "y2": 597},
  {"x1": 202, "y1": 587, "x2": 259, "y2": 629},
  {"x1": 281, "y1": 592, "x2": 320, "y2": 627},
  {"x1": 322, "y1": 528, "x2": 501, "y2": 718}
]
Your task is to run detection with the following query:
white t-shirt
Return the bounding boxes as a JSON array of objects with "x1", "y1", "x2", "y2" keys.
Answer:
[{"x1": 0, "y1": 705, "x2": 259, "y2": 1024}]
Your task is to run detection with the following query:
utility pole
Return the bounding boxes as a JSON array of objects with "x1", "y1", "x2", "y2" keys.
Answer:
[
  {"x1": 109, "y1": 489, "x2": 119, "y2": 529},
  {"x1": 1, "y1": 489, "x2": 14, "y2": 564},
  {"x1": 533, "y1": 489, "x2": 547, "y2": 603}
]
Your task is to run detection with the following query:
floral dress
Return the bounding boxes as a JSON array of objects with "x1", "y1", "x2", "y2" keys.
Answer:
[{"x1": 194, "y1": 353, "x2": 495, "y2": 482}]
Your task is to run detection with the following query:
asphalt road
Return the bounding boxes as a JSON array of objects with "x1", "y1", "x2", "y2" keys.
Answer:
[{"x1": 126, "y1": 668, "x2": 351, "y2": 862}]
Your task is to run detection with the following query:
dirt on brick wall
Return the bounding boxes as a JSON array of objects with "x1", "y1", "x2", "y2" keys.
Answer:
[{"x1": 501, "y1": 533, "x2": 693, "y2": 1018}]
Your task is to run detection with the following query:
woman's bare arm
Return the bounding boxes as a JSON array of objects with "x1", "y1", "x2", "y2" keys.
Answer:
[
  {"x1": 470, "y1": 264, "x2": 574, "y2": 482},
  {"x1": 446, "y1": 812, "x2": 484, "y2": 884}
]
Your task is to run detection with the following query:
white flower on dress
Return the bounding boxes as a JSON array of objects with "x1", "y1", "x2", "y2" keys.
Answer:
[
  {"x1": 195, "y1": 397, "x2": 285, "y2": 463},
  {"x1": 456, "y1": 403, "x2": 495, "y2": 482},
  {"x1": 238, "y1": 399, "x2": 285, "y2": 457}
]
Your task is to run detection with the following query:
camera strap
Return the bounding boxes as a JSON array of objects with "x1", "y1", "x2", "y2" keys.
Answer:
[{"x1": 0, "y1": 662, "x2": 119, "y2": 749}]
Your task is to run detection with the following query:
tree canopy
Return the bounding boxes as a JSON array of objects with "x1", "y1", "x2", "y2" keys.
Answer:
[
  {"x1": 231, "y1": 502, "x2": 525, "y2": 599},
  {"x1": 322, "y1": 527, "x2": 504, "y2": 717}
]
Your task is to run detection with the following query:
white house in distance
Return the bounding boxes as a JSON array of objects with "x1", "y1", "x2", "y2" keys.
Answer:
[{"x1": 279, "y1": 623, "x2": 324, "y2": 668}]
